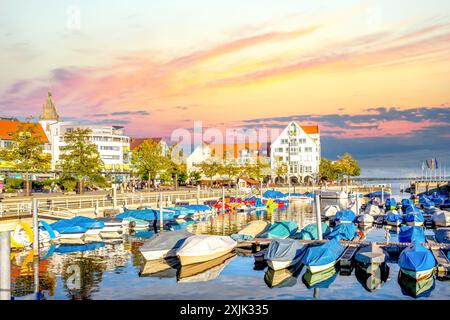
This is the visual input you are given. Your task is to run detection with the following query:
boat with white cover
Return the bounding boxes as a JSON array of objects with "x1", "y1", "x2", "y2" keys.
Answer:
[{"x1": 177, "y1": 235, "x2": 237, "y2": 265}]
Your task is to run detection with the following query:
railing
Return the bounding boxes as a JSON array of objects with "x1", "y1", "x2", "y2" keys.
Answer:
[{"x1": 0, "y1": 189, "x2": 235, "y2": 218}]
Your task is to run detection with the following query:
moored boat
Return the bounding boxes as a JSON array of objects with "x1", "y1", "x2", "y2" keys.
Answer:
[
  {"x1": 432, "y1": 210, "x2": 450, "y2": 227},
  {"x1": 326, "y1": 223, "x2": 357, "y2": 241},
  {"x1": 264, "y1": 263, "x2": 302, "y2": 288},
  {"x1": 177, "y1": 252, "x2": 235, "y2": 282},
  {"x1": 302, "y1": 238, "x2": 346, "y2": 273},
  {"x1": 356, "y1": 214, "x2": 374, "y2": 226},
  {"x1": 177, "y1": 235, "x2": 237, "y2": 265},
  {"x1": 399, "y1": 226, "x2": 425, "y2": 243},
  {"x1": 264, "y1": 239, "x2": 307, "y2": 271},
  {"x1": 405, "y1": 210, "x2": 425, "y2": 227},
  {"x1": 295, "y1": 222, "x2": 330, "y2": 240},
  {"x1": 355, "y1": 243, "x2": 387, "y2": 267},
  {"x1": 302, "y1": 265, "x2": 338, "y2": 288},
  {"x1": 434, "y1": 228, "x2": 450, "y2": 243},
  {"x1": 398, "y1": 270, "x2": 435, "y2": 299},
  {"x1": 355, "y1": 263, "x2": 390, "y2": 292},
  {"x1": 365, "y1": 203, "x2": 383, "y2": 216},
  {"x1": 139, "y1": 229, "x2": 193, "y2": 261},
  {"x1": 334, "y1": 210, "x2": 356, "y2": 224},
  {"x1": 321, "y1": 205, "x2": 340, "y2": 217},
  {"x1": 230, "y1": 220, "x2": 268, "y2": 241},
  {"x1": 385, "y1": 210, "x2": 403, "y2": 226},
  {"x1": 398, "y1": 241, "x2": 436, "y2": 280},
  {"x1": 258, "y1": 221, "x2": 298, "y2": 239}
]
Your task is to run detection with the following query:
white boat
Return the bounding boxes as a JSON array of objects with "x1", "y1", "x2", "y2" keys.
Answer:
[
  {"x1": 321, "y1": 205, "x2": 340, "y2": 217},
  {"x1": 347, "y1": 201, "x2": 361, "y2": 215},
  {"x1": 265, "y1": 239, "x2": 307, "y2": 271},
  {"x1": 432, "y1": 210, "x2": 450, "y2": 227},
  {"x1": 140, "y1": 229, "x2": 192, "y2": 261},
  {"x1": 320, "y1": 190, "x2": 348, "y2": 199},
  {"x1": 177, "y1": 252, "x2": 235, "y2": 283},
  {"x1": 365, "y1": 203, "x2": 383, "y2": 216},
  {"x1": 356, "y1": 214, "x2": 374, "y2": 226},
  {"x1": 385, "y1": 210, "x2": 403, "y2": 226},
  {"x1": 177, "y1": 235, "x2": 237, "y2": 265},
  {"x1": 231, "y1": 220, "x2": 268, "y2": 241}
]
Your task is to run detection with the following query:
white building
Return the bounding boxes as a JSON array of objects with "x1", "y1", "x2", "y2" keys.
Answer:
[
  {"x1": 270, "y1": 122, "x2": 320, "y2": 184},
  {"x1": 186, "y1": 142, "x2": 212, "y2": 173},
  {"x1": 39, "y1": 92, "x2": 131, "y2": 172}
]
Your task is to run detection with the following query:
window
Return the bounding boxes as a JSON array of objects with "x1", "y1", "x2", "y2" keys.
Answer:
[
  {"x1": 275, "y1": 147, "x2": 283, "y2": 152},
  {"x1": 305, "y1": 147, "x2": 313, "y2": 152},
  {"x1": 3, "y1": 141, "x2": 12, "y2": 147}
]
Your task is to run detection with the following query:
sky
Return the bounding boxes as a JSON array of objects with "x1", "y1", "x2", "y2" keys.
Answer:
[{"x1": 0, "y1": 0, "x2": 449, "y2": 177}]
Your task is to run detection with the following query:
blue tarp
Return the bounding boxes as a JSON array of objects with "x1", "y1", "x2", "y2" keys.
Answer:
[
  {"x1": 326, "y1": 223, "x2": 357, "y2": 241},
  {"x1": 434, "y1": 229, "x2": 450, "y2": 244},
  {"x1": 263, "y1": 190, "x2": 286, "y2": 199},
  {"x1": 365, "y1": 190, "x2": 391, "y2": 198},
  {"x1": 334, "y1": 210, "x2": 356, "y2": 223},
  {"x1": 405, "y1": 205, "x2": 421, "y2": 214},
  {"x1": 182, "y1": 204, "x2": 211, "y2": 212},
  {"x1": 399, "y1": 226, "x2": 425, "y2": 243},
  {"x1": 259, "y1": 221, "x2": 298, "y2": 239},
  {"x1": 385, "y1": 198, "x2": 397, "y2": 208},
  {"x1": 386, "y1": 212, "x2": 403, "y2": 223},
  {"x1": 302, "y1": 238, "x2": 345, "y2": 267},
  {"x1": 55, "y1": 242, "x2": 105, "y2": 254},
  {"x1": 50, "y1": 219, "x2": 89, "y2": 234},
  {"x1": 70, "y1": 216, "x2": 104, "y2": 229},
  {"x1": 264, "y1": 239, "x2": 307, "y2": 262},
  {"x1": 405, "y1": 212, "x2": 425, "y2": 224},
  {"x1": 398, "y1": 242, "x2": 436, "y2": 272},
  {"x1": 296, "y1": 223, "x2": 331, "y2": 240},
  {"x1": 117, "y1": 209, "x2": 174, "y2": 221},
  {"x1": 39, "y1": 220, "x2": 56, "y2": 239}
]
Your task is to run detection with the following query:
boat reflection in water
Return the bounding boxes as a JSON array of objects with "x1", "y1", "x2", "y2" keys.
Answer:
[
  {"x1": 177, "y1": 252, "x2": 236, "y2": 283},
  {"x1": 398, "y1": 270, "x2": 435, "y2": 299},
  {"x1": 355, "y1": 263, "x2": 390, "y2": 292},
  {"x1": 302, "y1": 265, "x2": 338, "y2": 289},
  {"x1": 264, "y1": 263, "x2": 303, "y2": 288},
  {"x1": 139, "y1": 257, "x2": 179, "y2": 279}
]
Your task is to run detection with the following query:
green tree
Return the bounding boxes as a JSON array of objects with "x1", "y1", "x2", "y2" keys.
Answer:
[
  {"x1": 132, "y1": 139, "x2": 167, "y2": 189},
  {"x1": 0, "y1": 121, "x2": 51, "y2": 195},
  {"x1": 220, "y1": 161, "x2": 241, "y2": 185},
  {"x1": 58, "y1": 128, "x2": 104, "y2": 194},
  {"x1": 197, "y1": 160, "x2": 223, "y2": 186},
  {"x1": 243, "y1": 158, "x2": 270, "y2": 182},
  {"x1": 189, "y1": 170, "x2": 201, "y2": 185},
  {"x1": 334, "y1": 153, "x2": 361, "y2": 177},
  {"x1": 274, "y1": 161, "x2": 288, "y2": 181},
  {"x1": 319, "y1": 158, "x2": 338, "y2": 180}
]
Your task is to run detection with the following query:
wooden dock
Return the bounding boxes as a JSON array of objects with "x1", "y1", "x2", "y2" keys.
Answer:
[{"x1": 427, "y1": 235, "x2": 450, "y2": 276}]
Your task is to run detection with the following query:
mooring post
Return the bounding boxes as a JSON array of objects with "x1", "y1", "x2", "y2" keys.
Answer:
[
  {"x1": 159, "y1": 191, "x2": 163, "y2": 232},
  {"x1": 314, "y1": 192, "x2": 323, "y2": 240},
  {"x1": 381, "y1": 187, "x2": 384, "y2": 205},
  {"x1": 95, "y1": 200, "x2": 99, "y2": 217},
  {"x1": 355, "y1": 192, "x2": 359, "y2": 215},
  {"x1": 222, "y1": 186, "x2": 225, "y2": 215},
  {"x1": 313, "y1": 288, "x2": 319, "y2": 299},
  {"x1": 260, "y1": 181, "x2": 263, "y2": 203},
  {"x1": 32, "y1": 198, "x2": 39, "y2": 256},
  {"x1": 0, "y1": 231, "x2": 11, "y2": 300},
  {"x1": 34, "y1": 255, "x2": 40, "y2": 300}
]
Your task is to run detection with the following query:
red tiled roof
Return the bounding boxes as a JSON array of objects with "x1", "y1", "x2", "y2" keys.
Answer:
[
  {"x1": 0, "y1": 120, "x2": 48, "y2": 143},
  {"x1": 239, "y1": 177, "x2": 259, "y2": 185},
  {"x1": 300, "y1": 125, "x2": 319, "y2": 134},
  {"x1": 209, "y1": 142, "x2": 261, "y2": 158},
  {"x1": 130, "y1": 137, "x2": 163, "y2": 150}
]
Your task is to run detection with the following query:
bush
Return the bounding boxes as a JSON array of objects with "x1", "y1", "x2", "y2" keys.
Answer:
[
  {"x1": 5, "y1": 178, "x2": 24, "y2": 190},
  {"x1": 60, "y1": 178, "x2": 77, "y2": 192}
]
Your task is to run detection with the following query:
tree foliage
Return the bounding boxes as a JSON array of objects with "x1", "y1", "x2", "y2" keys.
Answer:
[
  {"x1": 0, "y1": 121, "x2": 51, "y2": 195},
  {"x1": 319, "y1": 153, "x2": 360, "y2": 181},
  {"x1": 58, "y1": 128, "x2": 104, "y2": 193},
  {"x1": 132, "y1": 139, "x2": 168, "y2": 187},
  {"x1": 196, "y1": 160, "x2": 223, "y2": 184}
]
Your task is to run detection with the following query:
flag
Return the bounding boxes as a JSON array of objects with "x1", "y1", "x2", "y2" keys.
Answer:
[
  {"x1": 426, "y1": 160, "x2": 430, "y2": 168},
  {"x1": 421, "y1": 162, "x2": 424, "y2": 171},
  {"x1": 431, "y1": 159, "x2": 434, "y2": 169},
  {"x1": 435, "y1": 158, "x2": 439, "y2": 169}
]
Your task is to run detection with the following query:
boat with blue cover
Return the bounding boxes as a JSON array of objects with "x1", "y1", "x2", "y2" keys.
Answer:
[
  {"x1": 405, "y1": 211, "x2": 425, "y2": 227},
  {"x1": 302, "y1": 238, "x2": 346, "y2": 273},
  {"x1": 67, "y1": 216, "x2": 105, "y2": 240},
  {"x1": 55, "y1": 241, "x2": 105, "y2": 254},
  {"x1": 399, "y1": 226, "x2": 425, "y2": 243},
  {"x1": 295, "y1": 222, "x2": 330, "y2": 240},
  {"x1": 434, "y1": 228, "x2": 450, "y2": 243},
  {"x1": 334, "y1": 210, "x2": 356, "y2": 224},
  {"x1": 398, "y1": 241, "x2": 436, "y2": 280},
  {"x1": 326, "y1": 223, "x2": 357, "y2": 241},
  {"x1": 401, "y1": 199, "x2": 414, "y2": 212},
  {"x1": 50, "y1": 219, "x2": 89, "y2": 242},
  {"x1": 385, "y1": 198, "x2": 397, "y2": 210},
  {"x1": 385, "y1": 210, "x2": 403, "y2": 226},
  {"x1": 264, "y1": 239, "x2": 308, "y2": 270},
  {"x1": 258, "y1": 221, "x2": 298, "y2": 239},
  {"x1": 366, "y1": 190, "x2": 390, "y2": 199},
  {"x1": 117, "y1": 208, "x2": 175, "y2": 221}
]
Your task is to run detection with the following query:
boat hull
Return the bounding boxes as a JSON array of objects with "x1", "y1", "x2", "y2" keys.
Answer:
[
  {"x1": 267, "y1": 254, "x2": 302, "y2": 271},
  {"x1": 406, "y1": 221, "x2": 424, "y2": 227},
  {"x1": 178, "y1": 247, "x2": 235, "y2": 266},
  {"x1": 307, "y1": 261, "x2": 337, "y2": 274},
  {"x1": 400, "y1": 268, "x2": 434, "y2": 281}
]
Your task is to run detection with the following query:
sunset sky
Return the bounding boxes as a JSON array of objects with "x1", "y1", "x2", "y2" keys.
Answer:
[{"x1": 0, "y1": 0, "x2": 449, "y2": 176}]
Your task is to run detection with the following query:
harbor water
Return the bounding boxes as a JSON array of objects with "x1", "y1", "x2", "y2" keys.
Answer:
[{"x1": 8, "y1": 186, "x2": 450, "y2": 300}]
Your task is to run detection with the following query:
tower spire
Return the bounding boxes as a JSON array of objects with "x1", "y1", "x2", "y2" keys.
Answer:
[{"x1": 39, "y1": 91, "x2": 59, "y2": 121}]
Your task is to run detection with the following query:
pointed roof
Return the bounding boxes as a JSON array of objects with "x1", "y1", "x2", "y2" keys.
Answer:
[{"x1": 39, "y1": 91, "x2": 59, "y2": 121}]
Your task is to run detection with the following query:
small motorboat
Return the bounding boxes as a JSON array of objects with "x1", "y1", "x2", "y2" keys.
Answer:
[
  {"x1": 432, "y1": 210, "x2": 450, "y2": 227},
  {"x1": 355, "y1": 263, "x2": 390, "y2": 292},
  {"x1": 139, "y1": 229, "x2": 192, "y2": 261},
  {"x1": 346, "y1": 201, "x2": 360, "y2": 215},
  {"x1": 302, "y1": 265, "x2": 338, "y2": 288},
  {"x1": 398, "y1": 270, "x2": 435, "y2": 299},
  {"x1": 230, "y1": 220, "x2": 268, "y2": 241},
  {"x1": 320, "y1": 190, "x2": 348, "y2": 199},
  {"x1": 405, "y1": 212, "x2": 425, "y2": 227},
  {"x1": 10, "y1": 222, "x2": 33, "y2": 249},
  {"x1": 434, "y1": 228, "x2": 450, "y2": 243},
  {"x1": 177, "y1": 252, "x2": 235, "y2": 283},
  {"x1": 258, "y1": 221, "x2": 298, "y2": 239},
  {"x1": 177, "y1": 235, "x2": 237, "y2": 265},
  {"x1": 55, "y1": 242, "x2": 105, "y2": 254},
  {"x1": 325, "y1": 223, "x2": 357, "y2": 241},
  {"x1": 321, "y1": 205, "x2": 340, "y2": 217},
  {"x1": 302, "y1": 238, "x2": 346, "y2": 273},
  {"x1": 356, "y1": 214, "x2": 374, "y2": 226},
  {"x1": 295, "y1": 222, "x2": 330, "y2": 240},
  {"x1": 264, "y1": 263, "x2": 302, "y2": 288},
  {"x1": 385, "y1": 210, "x2": 403, "y2": 226},
  {"x1": 398, "y1": 241, "x2": 436, "y2": 280},
  {"x1": 51, "y1": 219, "x2": 88, "y2": 243},
  {"x1": 399, "y1": 226, "x2": 425, "y2": 243},
  {"x1": 334, "y1": 210, "x2": 356, "y2": 224},
  {"x1": 355, "y1": 243, "x2": 387, "y2": 267},
  {"x1": 264, "y1": 239, "x2": 307, "y2": 271},
  {"x1": 365, "y1": 203, "x2": 383, "y2": 216},
  {"x1": 385, "y1": 198, "x2": 397, "y2": 211},
  {"x1": 122, "y1": 217, "x2": 150, "y2": 230}
]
